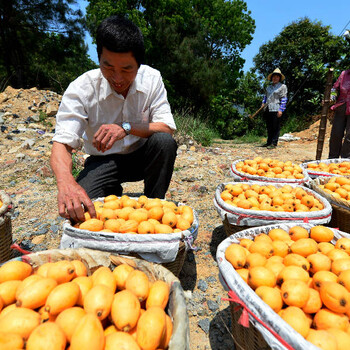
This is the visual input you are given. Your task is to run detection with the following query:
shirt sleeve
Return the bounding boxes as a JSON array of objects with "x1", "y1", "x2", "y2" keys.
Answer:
[
  {"x1": 148, "y1": 75, "x2": 176, "y2": 130},
  {"x1": 52, "y1": 82, "x2": 89, "y2": 149},
  {"x1": 278, "y1": 85, "x2": 288, "y2": 112},
  {"x1": 262, "y1": 95, "x2": 267, "y2": 104}
]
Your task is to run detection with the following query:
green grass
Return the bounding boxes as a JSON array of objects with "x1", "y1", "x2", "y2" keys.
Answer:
[{"x1": 173, "y1": 108, "x2": 220, "y2": 146}]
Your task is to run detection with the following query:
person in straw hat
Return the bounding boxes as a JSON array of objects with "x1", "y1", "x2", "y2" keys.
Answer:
[
  {"x1": 260, "y1": 68, "x2": 288, "y2": 149},
  {"x1": 328, "y1": 30, "x2": 350, "y2": 159}
]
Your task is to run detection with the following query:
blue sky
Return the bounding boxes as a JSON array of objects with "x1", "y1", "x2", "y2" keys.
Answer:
[{"x1": 80, "y1": 0, "x2": 350, "y2": 71}]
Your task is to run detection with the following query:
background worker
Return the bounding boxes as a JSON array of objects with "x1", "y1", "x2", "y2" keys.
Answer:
[
  {"x1": 261, "y1": 68, "x2": 288, "y2": 149},
  {"x1": 50, "y1": 15, "x2": 177, "y2": 223}
]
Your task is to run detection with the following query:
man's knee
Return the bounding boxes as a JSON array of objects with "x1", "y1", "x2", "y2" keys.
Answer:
[{"x1": 148, "y1": 132, "x2": 177, "y2": 152}]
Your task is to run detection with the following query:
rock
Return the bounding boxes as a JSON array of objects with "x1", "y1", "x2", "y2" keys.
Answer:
[
  {"x1": 45, "y1": 103, "x2": 58, "y2": 116},
  {"x1": 207, "y1": 300, "x2": 219, "y2": 312},
  {"x1": 20, "y1": 138, "x2": 36, "y2": 149},
  {"x1": 198, "y1": 318, "x2": 210, "y2": 334},
  {"x1": 198, "y1": 279, "x2": 208, "y2": 292},
  {"x1": 31, "y1": 234, "x2": 46, "y2": 244},
  {"x1": 179, "y1": 144, "x2": 187, "y2": 151}
]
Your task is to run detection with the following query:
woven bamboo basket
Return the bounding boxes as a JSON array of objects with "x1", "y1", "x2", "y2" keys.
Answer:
[
  {"x1": 229, "y1": 303, "x2": 271, "y2": 350},
  {"x1": 0, "y1": 191, "x2": 13, "y2": 263},
  {"x1": 9, "y1": 248, "x2": 190, "y2": 349},
  {"x1": 223, "y1": 215, "x2": 252, "y2": 238}
]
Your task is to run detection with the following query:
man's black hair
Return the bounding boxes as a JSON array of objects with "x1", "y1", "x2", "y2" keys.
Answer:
[{"x1": 96, "y1": 15, "x2": 145, "y2": 66}]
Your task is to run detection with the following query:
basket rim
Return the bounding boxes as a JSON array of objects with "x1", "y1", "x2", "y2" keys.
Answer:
[{"x1": 0, "y1": 190, "x2": 12, "y2": 217}]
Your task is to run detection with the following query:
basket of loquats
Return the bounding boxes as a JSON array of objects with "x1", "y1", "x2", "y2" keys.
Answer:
[
  {"x1": 214, "y1": 182, "x2": 332, "y2": 237},
  {"x1": 0, "y1": 247, "x2": 189, "y2": 349},
  {"x1": 308, "y1": 176, "x2": 350, "y2": 234},
  {"x1": 301, "y1": 159, "x2": 350, "y2": 179},
  {"x1": 0, "y1": 190, "x2": 13, "y2": 263},
  {"x1": 217, "y1": 223, "x2": 350, "y2": 350},
  {"x1": 61, "y1": 195, "x2": 199, "y2": 277},
  {"x1": 230, "y1": 157, "x2": 310, "y2": 185}
]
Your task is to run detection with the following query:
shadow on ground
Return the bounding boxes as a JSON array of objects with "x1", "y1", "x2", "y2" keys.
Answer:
[
  {"x1": 178, "y1": 250, "x2": 197, "y2": 291},
  {"x1": 209, "y1": 225, "x2": 227, "y2": 260},
  {"x1": 209, "y1": 306, "x2": 235, "y2": 350}
]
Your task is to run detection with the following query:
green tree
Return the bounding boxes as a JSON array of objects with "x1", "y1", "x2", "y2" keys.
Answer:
[
  {"x1": 85, "y1": 0, "x2": 255, "y2": 109},
  {"x1": 252, "y1": 18, "x2": 347, "y2": 122},
  {"x1": 0, "y1": 0, "x2": 97, "y2": 92}
]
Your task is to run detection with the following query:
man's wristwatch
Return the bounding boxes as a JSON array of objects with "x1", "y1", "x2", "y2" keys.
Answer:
[{"x1": 122, "y1": 122, "x2": 131, "y2": 135}]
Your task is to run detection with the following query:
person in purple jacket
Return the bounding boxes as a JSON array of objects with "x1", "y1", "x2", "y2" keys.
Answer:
[{"x1": 261, "y1": 68, "x2": 288, "y2": 149}]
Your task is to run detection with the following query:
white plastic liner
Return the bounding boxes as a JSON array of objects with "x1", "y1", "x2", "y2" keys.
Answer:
[
  {"x1": 230, "y1": 159, "x2": 310, "y2": 185},
  {"x1": 60, "y1": 201, "x2": 199, "y2": 264},
  {"x1": 214, "y1": 182, "x2": 332, "y2": 226},
  {"x1": 216, "y1": 223, "x2": 350, "y2": 350},
  {"x1": 301, "y1": 158, "x2": 350, "y2": 179}
]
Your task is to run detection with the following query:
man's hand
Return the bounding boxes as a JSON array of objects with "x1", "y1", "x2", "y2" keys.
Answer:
[
  {"x1": 93, "y1": 124, "x2": 126, "y2": 152},
  {"x1": 57, "y1": 180, "x2": 96, "y2": 223},
  {"x1": 277, "y1": 111, "x2": 283, "y2": 118}
]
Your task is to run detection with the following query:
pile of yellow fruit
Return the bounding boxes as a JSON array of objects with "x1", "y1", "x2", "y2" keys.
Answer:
[
  {"x1": 0, "y1": 199, "x2": 2, "y2": 209},
  {"x1": 220, "y1": 183, "x2": 324, "y2": 212},
  {"x1": 235, "y1": 157, "x2": 305, "y2": 180},
  {"x1": 225, "y1": 225, "x2": 350, "y2": 349},
  {"x1": 318, "y1": 176, "x2": 350, "y2": 203},
  {"x1": 76, "y1": 195, "x2": 194, "y2": 234},
  {"x1": 307, "y1": 161, "x2": 350, "y2": 175},
  {"x1": 0, "y1": 259, "x2": 173, "y2": 349}
]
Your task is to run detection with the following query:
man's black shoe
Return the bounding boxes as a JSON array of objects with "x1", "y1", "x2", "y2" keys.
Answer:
[{"x1": 260, "y1": 143, "x2": 270, "y2": 147}]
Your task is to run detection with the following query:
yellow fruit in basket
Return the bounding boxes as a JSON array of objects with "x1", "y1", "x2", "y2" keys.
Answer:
[
  {"x1": 128, "y1": 209, "x2": 149, "y2": 223},
  {"x1": 15, "y1": 274, "x2": 43, "y2": 298},
  {"x1": 104, "y1": 195, "x2": 119, "y2": 202},
  {"x1": 125, "y1": 270, "x2": 150, "y2": 302},
  {"x1": 122, "y1": 198, "x2": 139, "y2": 209},
  {"x1": 280, "y1": 306, "x2": 310, "y2": 338},
  {"x1": 16, "y1": 277, "x2": 57, "y2": 309},
  {"x1": 92, "y1": 266, "x2": 117, "y2": 292},
  {"x1": 111, "y1": 290, "x2": 141, "y2": 331},
  {"x1": 237, "y1": 199, "x2": 253, "y2": 209},
  {"x1": 159, "y1": 314, "x2": 173, "y2": 349},
  {"x1": 84, "y1": 284, "x2": 114, "y2": 320},
  {"x1": 119, "y1": 219, "x2": 139, "y2": 234},
  {"x1": 235, "y1": 268, "x2": 249, "y2": 283},
  {"x1": 319, "y1": 282, "x2": 350, "y2": 314},
  {"x1": 248, "y1": 266, "x2": 276, "y2": 290},
  {"x1": 335, "y1": 187, "x2": 349, "y2": 199},
  {"x1": 154, "y1": 223, "x2": 173, "y2": 234},
  {"x1": 0, "y1": 280, "x2": 21, "y2": 306},
  {"x1": 47, "y1": 260, "x2": 76, "y2": 284},
  {"x1": 335, "y1": 177, "x2": 350, "y2": 186},
  {"x1": 225, "y1": 244, "x2": 247, "y2": 269},
  {"x1": 148, "y1": 206, "x2": 164, "y2": 221},
  {"x1": 117, "y1": 207, "x2": 134, "y2": 220},
  {"x1": 331, "y1": 258, "x2": 350, "y2": 275},
  {"x1": 161, "y1": 211, "x2": 177, "y2": 227},
  {"x1": 325, "y1": 182, "x2": 340, "y2": 191},
  {"x1": 310, "y1": 226, "x2": 334, "y2": 243},
  {"x1": 79, "y1": 218, "x2": 104, "y2": 232},
  {"x1": 45, "y1": 282, "x2": 80, "y2": 315},
  {"x1": 73, "y1": 276, "x2": 93, "y2": 306},
  {"x1": 221, "y1": 190, "x2": 233, "y2": 201},
  {"x1": 283, "y1": 253, "x2": 310, "y2": 271},
  {"x1": 146, "y1": 280, "x2": 170, "y2": 310},
  {"x1": 113, "y1": 264, "x2": 134, "y2": 290},
  {"x1": 0, "y1": 307, "x2": 41, "y2": 339},
  {"x1": 136, "y1": 306, "x2": 166, "y2": 350},
  {"x1": 55, "y1": 307, "x2": 86, "y2": 342},
  {"x1": 138, "y1": 221, "x2": 155, "y2": 234},
  {"x1": 103, "y1": 200, "x2": 121, "y2": 210},
  {"x1": 249, "y1": 240, "x2": 274, "y2": 258},
  {"x1": 277, "y1": 265, "x2": 310, "y2": 285},
  {"x1": 255, "y1": 286, "x2": 283, "y2": 313},
  {"x1": 239, "y1": 238, "x2": 253, "y2": 250},
  {"x1": 264, "y1": 261, "x2": 285, "y2": 278},
  {"x1": 144, "y1": 198, "x2": 162, "y2": 210},
  {"x1": 0, "y1": 303, "x2": 16, "y2": 319},
  {"x1": 327, "y1": 248, "x2": 349, "y2": 261},
  {"x1": 268, "y1": 228, "x2": 290, "y2": 241},
  {"x1": 105, "y1": 332, "x2": 140, "y2": 350},
  {"x1": 335, "y1": 238, "x2": 350, "y2": 254},
  {"x1": 138, "y1": 195, "x2": 148, "y2": 206},
  {"x1": 290, "y1": 238, "x2": 318, "y2": 257},
  {"x1": 327, "y1": 328, "x2": 350, "y2": 349},
  {"x1": 254, "y1": 233, "x2": 272, "y2": 243},
  {"x1": 314, "y1": 308, "x2": 349, "y2": 331},
  {"x1": 100, "y1": 208, "x2": 118, "y2": 222},
  {"x1": 307, "y1": 253, "x2": 332, "y2": 274},
  {"x1": 35, "y1": 262, "x2": 53, "y2": 277},
  {"x1": 70, "y1": 313, "x2": 105, "y2": 350},
  {"x1": 338, "y1": 270, "x2": 350, "y2": 292},
  {"x1": 26, "y1": 321, "x2": 67, "y2": 350},
  {"x1": 71, "y1": 260, "x2": 88, "y2": 277},
  {"x1": 302, "y1": 288, "x2": 322, "y2": 314},
  {"x1": 271, "y1": 240, "x2": 289, "y2": 258},
  {"x1": 281, "y1": 279, "x2": 310, "y2": 307},
  {"x1": 313, "y1": 271, "x2": 338, "y2": 291},
  {"x1": 306, "y1": 329, "x2": 337, "y2": 350},
  {"x1": 318, "y1": 242, "x2": 335, "y2": 255},
  {"x1": 0, "y1": 331, "x2": 24, "y2": 349},
  {"x1": 0, "y1": 260, "x2": 32, "y2": 283},
  {"x1": 300, "y1": 195, "x2": 314, "y2": 208},
  {"x1": 245, "y1": 253, "x2": 266, "y2": 268}
]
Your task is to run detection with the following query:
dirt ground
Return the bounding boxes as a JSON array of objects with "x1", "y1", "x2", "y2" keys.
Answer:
[{"x1": 0, "y1": 86, "x2": 335, "y2": 349}]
